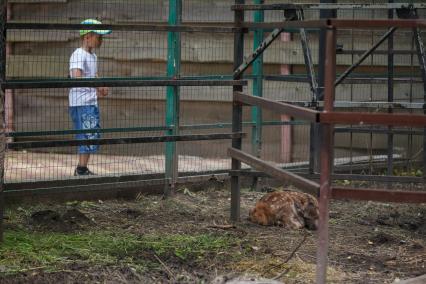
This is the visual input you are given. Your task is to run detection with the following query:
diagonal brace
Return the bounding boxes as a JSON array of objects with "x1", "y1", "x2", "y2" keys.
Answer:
[
  {"x1": 335, "y1": 27, "x2": 397, "y2": 87},
  {"x1": 233, "y1": 27, "x2": 284, "y2": 78}
]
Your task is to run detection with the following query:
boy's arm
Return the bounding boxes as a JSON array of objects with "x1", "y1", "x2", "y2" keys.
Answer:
[
  {"x1": 96, "y1": 73, "x2": 109, "y2": 97},
  {"x1": 70, "y1": 68, "x2": 83, "y2": 78}
]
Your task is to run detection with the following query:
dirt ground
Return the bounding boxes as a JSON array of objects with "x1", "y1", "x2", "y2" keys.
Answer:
[{"x1": 1, "y1": 180, "x2": 425, "y2": 284}]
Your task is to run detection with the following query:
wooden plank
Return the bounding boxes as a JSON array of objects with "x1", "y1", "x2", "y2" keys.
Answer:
[
  {"x1": 7, "y1": 30, "x2": 77, "y2": 42},
  {"x1": 7, "y1": 27, "x2": 424, "y2": 66},
  {"x1": 7, "y1": 55, "x2": 67, "y2": 77}
]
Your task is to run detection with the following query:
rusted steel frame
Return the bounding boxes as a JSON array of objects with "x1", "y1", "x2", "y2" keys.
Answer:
[
  {"x1": 6, "y1": 23, "x2": 241, "y2": 33},
  {"x1": 234, "y1": 92, "x2": 319, "y2": 122},
  {"x1": 335, "y1": 27, "x2": 397, "y2": 86},
  {"x1": 233, "y1": 27, "x2": 283, "y2": 79},
  {"x1": 320, "y1": 112, "x2": 426, "y2": 127},
  {"x1": 240, "y1": 20, "x2": 328, "y2": 30},
  {"x1": 316, "y1": 26, "x2": 336, "y2": 284},
  {"x1": 328, "y1": 19, "x2": 426, "y2": 29},
  {"x1": 8, "y1": 133, "x2": 245, "y2": 150},
  {"x1": 232, "y1": 3, "x2": 426, "y2": 10},
  {"x1": 331, "y1": 187, "x2": 426, "y2": 203},
  {"x1": 228, "y1": 147, "x2": 320, "y2": 195}
]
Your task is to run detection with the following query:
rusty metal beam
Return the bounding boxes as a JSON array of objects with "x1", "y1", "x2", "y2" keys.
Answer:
[
  {"x1": 332, "y1": 187, "x2": 426, "y2": 203},
  {"x1": 232, "y1": 3, "x2": 426, "y2": 11},
  {"x1": 228, "y1": 147, "x2": 319, "y2": 195},
  {"x1": 320, "y1": 112, "x2": 426, "y2": 127},
  {"x1": 234, "y1": 92, "x2": 319, "y2": 122},
  {"x1": 328, "y1": 19, "x2": 426, "y2": 29}
]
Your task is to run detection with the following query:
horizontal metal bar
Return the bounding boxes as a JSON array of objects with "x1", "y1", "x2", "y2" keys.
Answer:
[
  {"x1": 8, "y1": 126, "x2": 172, "y2": 137},
  {"x1": 6, "y1": 22, "x2": 242, "y2": 33},
  {"x1": 228, "y1": 147, "x2": 320, "y2": 195},
  {"x1": 8, "y1": 121, "x2": 306, "y2": 138},
  {"x1": 242, "y1": 19, "x2": 426, "y2": 30},
  {"x1": 4, "y1": 173, "x2": 231, "y2": 198},
  {"x1": 264, "y1": 75, "x2": 424, "y2": 84},
  {"x1": 338, "y1": 50, "x2": 418, "y2": 55},
  {"x1": 333, "y1": 101, "x2": 426, "y2": 109},
  {"x1": 334, "y1": 127, "x2": 423, "y2": 135},
  {"x1": 4, "y1": 169, "x2": 230, "y2": 191},
  {"x1": 2, "y1": 79, "x2": 247, "y2": 89},
  {"x1": 279, "y1": 100, "x2": 426, "y2": 110},
  {"x1": 4, "y1": 178, "x2": 167, "y2": 198},
  {"x1": 320, "y1": 112, "x2": 426, "y2": 127},
  {"x1": 229, "y1": 170, "x2": 425, "y2": 184},
  {"x1": 329, "y1": 19, "x2": 426, "y2": 29},
  {"x1": 232, "y1": 3, "x2": 426, "y2": 10},
  {"x1": 240, "y1": 20, "x2": 328, "y2": 30},
  {"x1": 331, "y1": 187, "x2": 426, "y2": 203},
  {"x1": 8, "y1": 132, "x2": 245, "y2": 150},
  {"x1": 4, "y1": 173, "x2": 165, "y2": 191},
  {"x1": 234, "y1": 92, "x2": 319, "y2": 122}
]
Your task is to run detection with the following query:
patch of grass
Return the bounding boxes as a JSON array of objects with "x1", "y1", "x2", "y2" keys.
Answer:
[
  {"x1": 0, "y1": 230, "x2": 240, "y2": 274},
  {"x1": 141, "y1": 234, "x2": 239, "y2": 261},
  {"x1": 0, "y1": 230, "x2": 142, "y2": 273}
]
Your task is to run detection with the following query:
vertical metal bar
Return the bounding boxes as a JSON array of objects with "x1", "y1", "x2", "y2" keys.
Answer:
[
  {"x1": 231, "y1": 0, "x2": 245, "y2": 221},
  {"x1": 311, "y1": 0, "x2": 335, "y2": 175},
  {"x1": 5, "y1": 2, "x2": 12, "y2": 140},
  {"x1": 316, "y1": 26, "x2": 336, "y2": 284},
  {"x1": 387, "y1": 0, "x2": 394, "y2": 183},
  {"x1": 0, "y1": 0, "x2": 7, "y2": 243},
  {"x1": 412, "y1": 29, "x2": 426, "y2": 180},
  {"x1": 250, "y1": 0, "x2": 264, "y2": 190},
  {"x1": 165, "y1": 0, "x2": 182, "y2": 196},
  {"x1": 408, "y1": 24, "x2": 426, "y2": 179}
]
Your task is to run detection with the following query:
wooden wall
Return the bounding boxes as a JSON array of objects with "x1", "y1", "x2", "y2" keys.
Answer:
[{"x1": 6, "y1": 0, "x2": 426, "y2": 162}]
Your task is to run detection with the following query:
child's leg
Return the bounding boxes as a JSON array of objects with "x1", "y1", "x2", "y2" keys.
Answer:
[
  {"x1": 69, "y1": 105, "x2": 100, "y2": 175},
  {"x1": 79, "y1": 153, "x2": 90, "y2": 168}
]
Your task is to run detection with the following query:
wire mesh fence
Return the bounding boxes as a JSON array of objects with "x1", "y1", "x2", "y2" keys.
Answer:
[{"x1": 2, "y1": 0, "x2": 425, "y2": 186}]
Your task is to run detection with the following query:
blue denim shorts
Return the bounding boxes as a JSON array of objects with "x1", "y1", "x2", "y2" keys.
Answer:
[{"x1": 69, "y1": 105, "x2": 101, "y2": 154}]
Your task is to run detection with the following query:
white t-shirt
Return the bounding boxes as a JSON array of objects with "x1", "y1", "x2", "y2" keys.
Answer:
[{"x1": 69, "y1": 48, "x2": 98, "y2": 106}]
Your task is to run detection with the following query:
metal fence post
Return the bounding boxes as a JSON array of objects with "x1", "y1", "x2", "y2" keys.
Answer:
[
  {"x1": 165, "y1": 0, "x2": 182, "y2": 196},
  {"x1": 0, "y1": 0, "x2": 7, "y2": 243},
  {"x1": 231, "y1": 0, "x2": 245, "y2": 222},
  {"x1": 316, "y1": 26, "x2": 336, "y2": 284},
  {"x1": 250, "y1": 0, "x2": 264, "y2": 190},
  {"x1": 312, "y1": 0, "x2": 336, "y2": 175},
  {"x1": 387, "y1": 0, "x2": 394, "y2": 183}
]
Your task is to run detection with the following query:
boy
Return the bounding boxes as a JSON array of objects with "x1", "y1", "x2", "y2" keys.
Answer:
[{"x1": 69, "y1": 19, "x2": 111, "y2": 176}]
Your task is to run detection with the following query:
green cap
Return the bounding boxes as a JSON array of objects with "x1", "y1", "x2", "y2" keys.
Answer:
[{"x1": 80, "y1": 19, "x2": 112, "y2": 37}]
